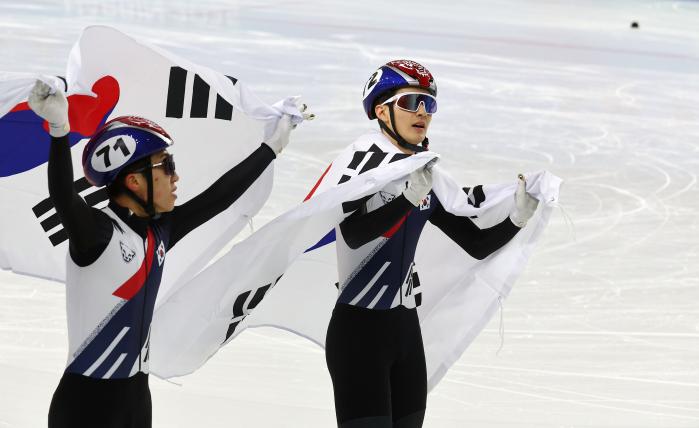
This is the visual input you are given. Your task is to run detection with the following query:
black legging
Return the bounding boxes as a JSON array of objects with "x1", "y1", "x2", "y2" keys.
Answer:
[
  {"x1": 48, "y1": 372, "x2": 151, "y2": 428},
  {"x1": 326, "y1": 304, "x2": 427, "y2": 428}
]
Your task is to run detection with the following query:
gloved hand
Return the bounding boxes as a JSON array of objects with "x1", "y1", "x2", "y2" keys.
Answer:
[
  {"x1": 27, "y1": 80, "x2": 69, "y2": 137},
  {"x1": 264, "y1": 100, "x2": 315, "y2": 155},
  {"x1": 509, "y1": 174, "x2": 539, "y2": 227},
  {"x1": 403, "y1": 158, "x2": 438, "y2": 207}
]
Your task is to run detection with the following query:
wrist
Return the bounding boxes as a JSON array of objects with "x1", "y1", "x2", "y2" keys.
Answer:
[
  {"x1": 509, "y1": 212, "x2": 526, "y2": 228},
  {"x1": 260, "y1": 142, "x2": 278, "y2": 158},
  {"x1": 49, "y1": 121, "x2": 70, "y2": 138}
]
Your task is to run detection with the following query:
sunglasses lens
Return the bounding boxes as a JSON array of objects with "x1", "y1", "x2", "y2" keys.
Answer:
[
  {"x1": 164, "y1": 154, "x2": 176, "y2": 175},
  {"x1": 395, "y1": 94, "x2": 437, "y2": 114}
]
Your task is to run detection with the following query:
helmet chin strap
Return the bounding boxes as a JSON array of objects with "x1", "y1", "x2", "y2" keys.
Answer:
[
  {"x1": 123, "y1": 159, "x2": 159, "y2": 219},
  {"x1": 378, "y1": 104, "x2": 429, "y2": 153}
]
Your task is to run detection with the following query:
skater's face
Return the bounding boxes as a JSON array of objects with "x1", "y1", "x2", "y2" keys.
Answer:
[
  {"x1": 375, "y1": 87, "x2": 433, "y2": 153},
  {"x1": 124, "y1": 151, "x2": 179, "y2": 213},
  {"x1": 149, "y1": 151, "x2": 179, "y2": 212}
]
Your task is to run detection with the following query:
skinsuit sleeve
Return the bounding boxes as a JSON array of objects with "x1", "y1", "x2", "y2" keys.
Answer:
[
  {"x1": 167, "y1": 143, "x2": 276, "y2": 248},
  {"x1": 48, "y1": 135, "x2": 115, "y2": 267},
  {"x1": 428, "y1": 198, "x2": 520, "y2": 260},
  {"x1": 339, "y1": 194, "x2": 415, "y2": 250}
]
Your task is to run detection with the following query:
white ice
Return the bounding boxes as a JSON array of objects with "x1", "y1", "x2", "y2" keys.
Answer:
[{"x1": 1, "y1": 0, "x2": 698, "y2": 427}]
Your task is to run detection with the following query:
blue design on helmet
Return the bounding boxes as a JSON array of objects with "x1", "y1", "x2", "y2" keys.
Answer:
[
  {"x1": 362, "y1": 60, "x2": 437, "y2": 120},
  {"x1": 82, "y1": 116, "x2": 173, "y2": 187}
]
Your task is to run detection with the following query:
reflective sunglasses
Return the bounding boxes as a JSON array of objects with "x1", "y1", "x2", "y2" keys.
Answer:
[
  {"x1": 134, "y1": 154, "x2": 176, "y2": 176},
  {"x1": 382, "y1": 92, "x2": 438, "y2": 114}
]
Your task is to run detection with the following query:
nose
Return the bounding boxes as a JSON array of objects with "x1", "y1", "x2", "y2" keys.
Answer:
[
  {"x1": 416, "y1": 101, "x2": 428, "y2": 116},
  {"x1": 172, "y1": 172, "x2": 180, "y2": 183}
]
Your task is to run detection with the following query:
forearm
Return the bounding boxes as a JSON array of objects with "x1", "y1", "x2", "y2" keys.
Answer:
[
  {"x1": 169, "y1": 143, "x2": 276, "y2": 247},
  {"x1": 430, "y1": 205, "x2": 520, "y2": 260},
  {"x1": 339, "y1": 194, "x2": 414, "y2": 249},
  {"x1": 48, "y1": 135, "x2": 101, "y2": 252}
]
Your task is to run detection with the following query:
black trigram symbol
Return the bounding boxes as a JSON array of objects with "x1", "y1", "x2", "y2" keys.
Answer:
[
  {"x1": 339, "y1": 145, "x2": 409, "y2": 214},
  {"x1": 412, "y1": 271, "x2": 422, "y2": 307},
  {"x1": 165, "y1": 66, "x2": 238, "y2": 121},
  {"x1": 462, "y1": 185, "x2": 485, "y2": 219},
  {"x1": 223, "y1": 275, "x2": 283, "y2": 343},
  {"x1": 403, "y1": 265, "x2": 422, "y2": 308},
  {"x1": 32, "y1": 177, "x2": 108, "y2": 246},
  {"x1": 338, "y1": 144, "x2": 409, "y2": 185}
]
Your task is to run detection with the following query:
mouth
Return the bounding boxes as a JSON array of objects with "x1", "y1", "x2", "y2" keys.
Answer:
[{"x1": 412, "y1": 122, "x2": 426, "y2": 130}]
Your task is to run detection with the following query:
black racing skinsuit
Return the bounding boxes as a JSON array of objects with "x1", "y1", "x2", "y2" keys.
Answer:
[
  {"x1": 47, "y1": 134, "x2": 275, "y2": 428},
  {"x1": 326, "y1": 192, "x2": 520, "y2": 428}
]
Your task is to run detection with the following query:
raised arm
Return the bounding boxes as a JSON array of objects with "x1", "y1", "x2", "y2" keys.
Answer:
[
  {"x1": 168, "y1": 142, "x2": 276, "y2": 247},
  {"x1": 30, "y1": 81, "x2": 111, "y2": 265},
  {"x1": 48, "y1": 135, "x2": 109, "y2": 256},
  {"x1": 168, "y1": 105, "x2": 315, "y2": 247}
]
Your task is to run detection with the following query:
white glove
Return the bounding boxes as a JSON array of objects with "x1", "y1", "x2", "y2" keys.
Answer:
[
  {"x1": 264, "y1": 101, "x2": 315, "y2": 155},
  {"x1": 510, "y1": 174, "x2": 539, "y2": 227},
  {"x1": 403, "y1": 158, "x2": 437, "y2": 206},
  {"x1": 27, "y1": 80, "x2": 69, "y2": 137}
]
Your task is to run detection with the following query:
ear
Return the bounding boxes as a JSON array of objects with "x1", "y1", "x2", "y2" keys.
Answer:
[
  {"x1": 375, "y1": 103, "x2": 390, "y2": 124},
  {"x1": 123, "y1": 173, "x2": 142, "y2": 193}
]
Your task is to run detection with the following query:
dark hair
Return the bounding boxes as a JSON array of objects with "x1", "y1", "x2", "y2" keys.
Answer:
[
  {"x1": 106, "y1": 156, "x2": 151, "y2": 199},
  {"x1": 372, "y1": 90, "x2": 397, "y2": 118}
]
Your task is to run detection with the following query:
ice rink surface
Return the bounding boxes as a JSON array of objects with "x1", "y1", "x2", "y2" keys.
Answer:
[{"x1": 1, "y1": 0, "x2": 698, "y2": 426}]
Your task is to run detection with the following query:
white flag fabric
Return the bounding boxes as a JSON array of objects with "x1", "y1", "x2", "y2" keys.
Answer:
[
  {"x1": 0, "y1": 26, "x2": 301, "y2": 305},
  {"x1": 0, "y1": 73, "x2": 73, "y2": 119},
  {"x1": 1, "y1": 26, "x2": 561, "y2": 389},
  {"x1": 149, "y1": 131, "x2": 562, "y2": 390}
]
